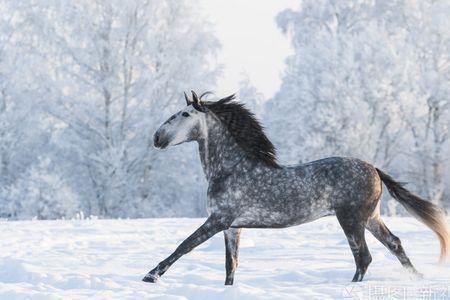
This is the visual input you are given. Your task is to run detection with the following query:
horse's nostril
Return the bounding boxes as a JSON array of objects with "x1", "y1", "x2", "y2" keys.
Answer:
[{"x1": 154, "y1": 132, "x2": 160, "y2": 144}]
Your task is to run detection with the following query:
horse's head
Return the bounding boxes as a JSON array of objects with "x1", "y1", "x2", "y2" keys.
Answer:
[{"x1": 153, "y1": 91, "x2": 209, "y2": 149}]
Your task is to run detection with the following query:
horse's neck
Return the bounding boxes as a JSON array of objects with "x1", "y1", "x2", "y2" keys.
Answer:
[{"x1": 197, "y1": 116, "x2": 250, "y2": 181}]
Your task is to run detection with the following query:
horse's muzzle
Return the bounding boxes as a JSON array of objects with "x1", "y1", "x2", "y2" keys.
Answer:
[{"x1": 153, "y1": 130, "x2": 169, "y2": 149}]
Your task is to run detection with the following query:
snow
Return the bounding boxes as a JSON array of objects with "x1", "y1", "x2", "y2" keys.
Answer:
[{"x1": 0, "y1": 217, "x2": 449, "y2": 299}]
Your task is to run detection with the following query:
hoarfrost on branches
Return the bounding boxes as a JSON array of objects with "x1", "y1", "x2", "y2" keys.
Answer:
[
  {"x1": 266, "y1": 0, "x2": 450, "y2": 212},
  {"x1": 0, "y1": 0, "x2": 448, "y2": 219}
]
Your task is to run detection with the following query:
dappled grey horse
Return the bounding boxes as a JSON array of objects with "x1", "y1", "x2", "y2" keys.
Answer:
[{"x1": 144, "y1": 91, "x2": 449, "y2": 284}]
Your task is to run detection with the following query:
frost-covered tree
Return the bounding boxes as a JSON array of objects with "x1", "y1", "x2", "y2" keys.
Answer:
[
  {"x1": 0, "y1": 1, "x2": 53, "y2": 217},
  {"x1": 268, "y1": 0, "x2": 403, "y2": 166},
  {"x1": 267, "y1": 0, "x2": 450, "y2": 212},
  {"x1": 1, "y1": 158, "x2": 78, "y2": 220},
  {"x1": 0, "y1": 0, "x2": 220, "y2": 219},
  {"x1": 28, "y1": 0, "x2": 221, "y2": 217},
  {"x1": 392, "y1": 1, "x2": 450, "y2": 207}
]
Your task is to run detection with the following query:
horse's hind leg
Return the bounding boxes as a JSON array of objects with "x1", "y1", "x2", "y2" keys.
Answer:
[
  {"x1": 336, "y1": 211, "x2": 372, "y2": 282},
  {"x1": 366, "y1": 217, "x2": 422, "y2": 277},
  {"x1": 224, "y1": 228, "x2": 241, "y2": 285}
]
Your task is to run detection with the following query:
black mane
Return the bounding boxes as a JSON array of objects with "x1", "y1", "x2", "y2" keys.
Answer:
[{"x1": 202, "y1": 94, "x2": 280, "y2": 168}]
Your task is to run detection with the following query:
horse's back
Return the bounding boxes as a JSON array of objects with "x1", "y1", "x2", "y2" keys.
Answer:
[
  {"x1": 290, "y1": 156, "x2": 382, "y2": 210},
  {"x1": 230, "y1": 156, "x2": 381, "y2": 228}
]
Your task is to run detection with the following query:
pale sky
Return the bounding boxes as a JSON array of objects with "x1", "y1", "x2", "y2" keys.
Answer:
[{"x1": 200, "y1": 0, "x2": 299, "y2": 99}]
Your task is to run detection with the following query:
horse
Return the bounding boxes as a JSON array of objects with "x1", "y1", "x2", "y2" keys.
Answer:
[{"x1": 143, "y1": 91, "x2": 450, "y2": 285}]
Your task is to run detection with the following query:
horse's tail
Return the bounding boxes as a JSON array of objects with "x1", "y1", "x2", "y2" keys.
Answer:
[{"x1": 376, "y1": 168, "x2": 450, "y2": 263}]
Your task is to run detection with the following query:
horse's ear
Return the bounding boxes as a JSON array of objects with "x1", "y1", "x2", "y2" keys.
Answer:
[
  {"x1": 191, "y1": 90, "x2": 208, "y2": 112},
  {"x1": 184, "y1": 92, "x2": 192, "y2": 106},
  {"x1": 191, "y1": 90, "x2": 199, "y2": 103}
]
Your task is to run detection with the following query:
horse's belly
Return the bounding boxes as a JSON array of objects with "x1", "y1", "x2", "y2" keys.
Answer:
[
  {"x1": 230, "y1": 207, "x2": 332, "y2": 228},
  {"x1": 231, "y1": 212, "x2": 290, "y2": 228}
]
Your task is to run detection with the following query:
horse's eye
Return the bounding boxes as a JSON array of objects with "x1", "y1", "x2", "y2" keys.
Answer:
[{"x1": 182, "y1": 112, "x2": 190, "y2": 117}]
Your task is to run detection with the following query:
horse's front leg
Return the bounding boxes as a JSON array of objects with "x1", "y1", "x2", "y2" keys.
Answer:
[
  {"x1": 224, "y1": 228, "x2": 241, "y2": 285},
  {"x1": 143, "y1": 214, "x2": 233, "y2": 283}
]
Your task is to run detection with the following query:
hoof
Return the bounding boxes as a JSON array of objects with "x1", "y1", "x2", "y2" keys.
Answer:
[
  {"x1": 409, "y1": 268, "x2": 424, "y2": 280},
  {"x1": 351, "y1": 272, "x2": 364, "y2": 282},
  {"x1": 142, "y1": 273, "x2": 159, "y2": 283}
]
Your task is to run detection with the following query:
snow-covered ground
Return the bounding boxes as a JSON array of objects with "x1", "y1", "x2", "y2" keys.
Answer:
[{"x1": 0, "y1": 217, "x2": 449, "y2": 300}]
